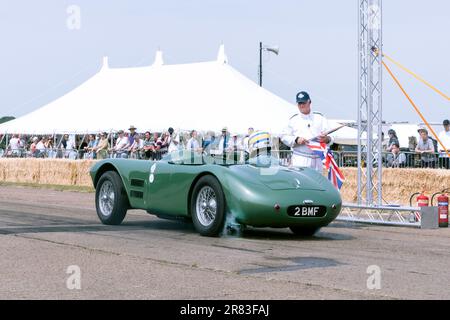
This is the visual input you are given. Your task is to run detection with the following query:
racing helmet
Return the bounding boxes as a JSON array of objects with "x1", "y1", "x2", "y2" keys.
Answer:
[{"x1": 248, "y1": 131, "x2": 272, "y2": 157}]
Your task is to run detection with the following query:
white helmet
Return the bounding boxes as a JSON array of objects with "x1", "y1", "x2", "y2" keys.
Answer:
[{"x1": 248, "y1": 131, "x2": 272, "y2": 155}]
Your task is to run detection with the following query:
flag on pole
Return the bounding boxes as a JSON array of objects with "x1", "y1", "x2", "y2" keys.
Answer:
[{"x1": 307, "y1": 141, "x2": 345, "y2": 190}]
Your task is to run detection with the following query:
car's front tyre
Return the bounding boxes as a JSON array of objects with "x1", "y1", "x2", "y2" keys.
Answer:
[
  {"x1": 95, "y1": 171, "x2": 128, "y2": 225},
  {"x1": 190, "y1": 175, "x2": 226, "y2": 237}
]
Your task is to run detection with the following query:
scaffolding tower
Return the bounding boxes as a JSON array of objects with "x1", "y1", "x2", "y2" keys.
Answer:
[{"x1": 357, "y1": 0, "x2": 383, "y2": 206}]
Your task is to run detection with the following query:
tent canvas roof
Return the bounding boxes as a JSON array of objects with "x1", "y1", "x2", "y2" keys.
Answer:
[{"x1": 0, "y1": 46, "x2": 299, "y2": 135}]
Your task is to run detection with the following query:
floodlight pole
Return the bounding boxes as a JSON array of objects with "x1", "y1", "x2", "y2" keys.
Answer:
[
  {"x1": 357, "y1": 0, "x2": 383, "y2": 206},
  {"x1": 259, "y1": 42, "x2": 263, "y2": 87}
]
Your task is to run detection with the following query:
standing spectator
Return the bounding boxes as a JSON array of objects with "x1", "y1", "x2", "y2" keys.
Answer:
[
  {"x1": 186, "y1": 130, "x2": 201, "y2": 152},
  {"x1": 202, "y1": 131, "x2": 216, "y2": 154},
  {"x1": 438, "y1": 119, "x2": 450, "y2": 169},
  {"x1": 35, "y1": 137, "x2": 46, "y2": 158},
  {"x1": 159, "y1": 131, "x2": 170, "y2": 155},
  {"x1": 386, "y1": 143, "x2": 406, "y2": 168},
  {"x1": 217, "y1": 127, "x2": 230, "y2": 155},
  {"x1": 415, "y1": 127, "x2": 436, "y2": 168},
  {"x1": 30, "y1": 137, "x2": 38, "y2": 157},
  {"x1": 95, "y1": 132, "x2": 109, "y2": 159},
  {"x1": 128, "y1": 125, "x2": 138, "y2": 145},
  {"x1": 281, "y1": 91, "x2": 333, "y2": 171},
  {"x1": 8, "y1": 134, "x2": 23, "y2": 157},
  {"x1": 227, "y1": 133, "x2": 243, "y2": 152},
  {"x1": 167, "y1": 127, "x2": 180, "y2": 153},
  {"x1": 45, "y1": 136, "x2": 55, "y2": 158},
  {"x1": 243, "y1": 127, "x2": 255, "y2": 153},
  {"x1": 387, "y1": 129, "x2": 400, "y2": 152}
]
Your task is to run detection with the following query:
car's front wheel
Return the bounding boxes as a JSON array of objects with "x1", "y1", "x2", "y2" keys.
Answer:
[
  {"x1": 95, "y1": 171, "x2": 128, "y2": 225},
  {"x1": 190, "y1": 175, "x2": 226, "y2": 237},
  {"x1": 289, "y1": 226, "x2": 320, "y2": 237}
]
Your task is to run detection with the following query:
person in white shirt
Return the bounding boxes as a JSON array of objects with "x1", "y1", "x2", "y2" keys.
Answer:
[
  {"x1": 217, "y1": 127, "x2": 230, "y2": 155},
  {"x1": 128, "y1": 134, "x2": 144, "y2": 159},
  {"x1": 34, "y1": 137, "x2": 47, "y2": 157},
  {"x1": 281, "y1": 91, "x2": 333, "y2": 171},
  {"x1": 113, "y1": 130, "x2": 130, "y2": 158},
  {"x1": 243, "y1": 127, "x2": 254, "y2": 154},
  {"x1": 186, "y1": 130, "x2": 201, "y2": 152},
  {"x1": 8, "y1": 134, "x2": 23, "y2": 157},
  {"x1": 438, "y1": 119, "x2": 450, "y2": 169},
  {"x1": 167, "y1": 127, "x2": 180, "y2": 153}
]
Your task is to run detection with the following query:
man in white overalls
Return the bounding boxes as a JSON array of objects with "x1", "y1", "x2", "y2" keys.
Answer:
[{"x1": 281, "y1": 91, "x2": 333, "y2": 171}]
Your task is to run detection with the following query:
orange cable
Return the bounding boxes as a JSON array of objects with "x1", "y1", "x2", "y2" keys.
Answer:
[
  {"x1": 382, "y1": 60, "x2": 450, "y2": 158},
  {"x1": 383, "y1": 53, "x2": 450, "y2": 101}
]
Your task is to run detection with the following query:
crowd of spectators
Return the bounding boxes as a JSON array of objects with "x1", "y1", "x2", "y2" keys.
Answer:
[{"x1": 1, "y1": 119, "x2": 449, "y2": 169}]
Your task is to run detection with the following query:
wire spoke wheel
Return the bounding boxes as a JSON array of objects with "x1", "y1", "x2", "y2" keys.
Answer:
[
  {"x1": 95, "y1": 171, "x2": 128, "y2": 225},
  {"x1": 99, "y1": 180, "x2": 115, "y2": 217},
  {"x1": 190, "y1": 175, "x2": 225, "y2": 236},
  {"x1": 196, "y1": 186, "x2": 217, "y2": 227}
]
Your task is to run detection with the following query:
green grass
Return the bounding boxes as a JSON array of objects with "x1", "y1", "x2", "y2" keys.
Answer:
[{"x1": 0, "y1": 181, "x2": 94, "y2": 193}]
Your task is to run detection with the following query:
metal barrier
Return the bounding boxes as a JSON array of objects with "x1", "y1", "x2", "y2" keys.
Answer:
[
  {"x1": 333, "y1": 150, "x2": 449, "y2": 169},
  {"x1": 1, "y1": 147, "x2": 448, "y2": 170},
  {"x1": 338, "y1": 203, "x2": 421, "y2": 227}
]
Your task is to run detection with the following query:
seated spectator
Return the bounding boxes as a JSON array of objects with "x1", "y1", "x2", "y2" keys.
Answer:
[
  {"x1": 94, "y1": 132, "x2": 109, "y2": 160},
  {"x1": 386, "y1": 143, "x2": 406, "y2": 168},
  {"x1": 84, "y1": 134, "x2": 98, "y2": 159},
  {"x1": 128, "y1": 134, "x2": 144, "y2": 159},
  {"x1": 150, "y1": 132, "x2": 164, "y2": 160},
  {"x1": 112, "y1": 130, "x2": 130, "y2": 158},
  {"x1": 142, "y1": 131, "x2": 153, "y2": 159},
  {"x1": 415, "y1": 127, "x2": 436, "y2": 168},
  {"x1": 387, "y1": 129, "x2": 400, "y2": 152}
]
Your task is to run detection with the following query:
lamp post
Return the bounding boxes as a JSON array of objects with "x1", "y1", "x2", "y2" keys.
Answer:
[{"x1": 258, "y1": 42, "x2": 279, "y2": 87}]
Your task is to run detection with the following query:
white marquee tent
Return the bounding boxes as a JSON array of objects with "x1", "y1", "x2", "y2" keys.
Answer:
[
  {"x1": 1, "y1": 46, "x2": 298, "y2": 135},
  {"x1": 0, "y1": 45, "x2": 361, "y2": 144}
]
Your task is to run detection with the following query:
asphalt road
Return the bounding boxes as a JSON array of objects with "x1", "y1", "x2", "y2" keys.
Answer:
[{"x1": 0, "y1": 185, "x2": 449, "y2": 300}]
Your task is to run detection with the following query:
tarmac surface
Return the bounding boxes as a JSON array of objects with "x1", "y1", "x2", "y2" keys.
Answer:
[{"x1": 0, "y1": 185, "x2": 449, "y2": 300}]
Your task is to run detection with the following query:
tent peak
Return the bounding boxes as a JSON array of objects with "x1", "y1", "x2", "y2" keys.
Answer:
[
  {"x1": 217, "y1": 44, "x2": 228, "y2": 64},
  {"x1": 153, "y1": 50, "x2": 164, "y2": 67},
  {"x1": 101, "y1": 56, "x2": 109, "y2": 70}
]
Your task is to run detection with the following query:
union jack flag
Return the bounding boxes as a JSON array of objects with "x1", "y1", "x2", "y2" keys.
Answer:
[{"x1": 307, "y1": 141, "x2": 345, "y2": 190}]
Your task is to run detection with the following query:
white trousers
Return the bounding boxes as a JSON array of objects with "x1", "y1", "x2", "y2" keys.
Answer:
[{"x1": 291, "y1": 155, "x2": 323, "y2": 172}]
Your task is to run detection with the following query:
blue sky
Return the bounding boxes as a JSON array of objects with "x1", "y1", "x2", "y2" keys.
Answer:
[{"x1": 0, "y1": 0, "x2": 449, "y2": 123}]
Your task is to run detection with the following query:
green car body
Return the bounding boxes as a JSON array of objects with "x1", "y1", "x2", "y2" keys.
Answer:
[{"x1": 90, "y1": 152, "x2": 342, "y2": 234}]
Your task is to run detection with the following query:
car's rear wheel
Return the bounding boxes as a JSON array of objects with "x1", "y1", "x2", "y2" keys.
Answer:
[
  {"x1": 95, "y1": 171, "x2": 128, "y2": 225},
  {"x1": 190, "y1": 175, "x2": 225, "y2": 237},
  {"x1": 289, "y1": 226, "x2": 320, "y2": 237}
]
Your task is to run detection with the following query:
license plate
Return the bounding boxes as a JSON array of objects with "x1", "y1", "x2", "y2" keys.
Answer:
[{"x1": 287, "y1": 206, "x2": 327, "y2": 217}]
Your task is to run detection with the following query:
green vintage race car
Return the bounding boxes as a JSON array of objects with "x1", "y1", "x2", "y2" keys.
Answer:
[{"x1": 90, "y1": 151, "x2": 342, "y2": 237}]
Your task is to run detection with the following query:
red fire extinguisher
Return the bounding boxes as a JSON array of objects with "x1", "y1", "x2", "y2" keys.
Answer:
[
  {"x1": 409, "y1": 192, "x2": 429, "y2": 222},
  {"x1": 432, "y1": 191, "x2": 449, "y2": 228},
  {"x1": 416, "y1": 192, "x2": 429, "y2": 207}
]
